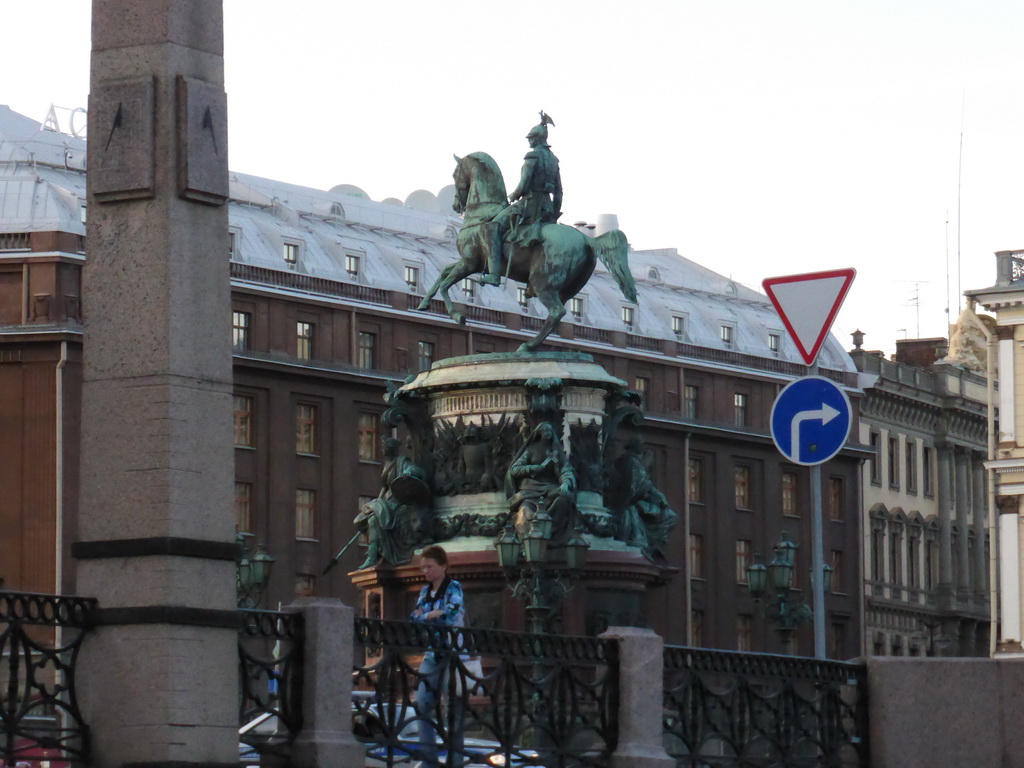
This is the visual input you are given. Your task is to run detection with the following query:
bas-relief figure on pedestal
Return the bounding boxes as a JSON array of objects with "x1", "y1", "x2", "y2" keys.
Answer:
[
  {"x1": 354, "y1": 437, "x2": 430, "y2": 569},
  {"x1": 505, "y1": 421, "x2": 578, "y2": 544},
  {"x1": 417, "y1": 112, "x2": 637, "y2": 352},
  {"x1": 606, "y1": 435, "x2": 677, "y2": 560}
]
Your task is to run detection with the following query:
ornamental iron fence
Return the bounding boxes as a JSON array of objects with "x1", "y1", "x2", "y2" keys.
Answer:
[
  {"x1": 238, "y1": 608, "x2": 305, "y2": 761},
  {"x1": 0, "y1": 590, "x2": 95, "y2": 765},
  {"x1": 663, "y1": 645, "x2": 868, "y2": 768},
  {"x1": 353, "y1": 618, "x2": 618, "y2": 768}
]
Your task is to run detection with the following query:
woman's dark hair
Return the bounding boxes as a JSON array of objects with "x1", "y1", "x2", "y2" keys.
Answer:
[{"x1": 421, "y1": 544, "x2": 448, "y2": 566}]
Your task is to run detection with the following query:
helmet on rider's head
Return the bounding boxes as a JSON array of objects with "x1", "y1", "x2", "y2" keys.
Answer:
[{"x1": 526, "y1": 111, "x2": 555, "y2": 144}]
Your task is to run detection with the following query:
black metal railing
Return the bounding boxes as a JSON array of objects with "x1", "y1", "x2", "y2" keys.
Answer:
[
  {"x1": 663, "y1": 645, "x2": 868, "y2": 767},
  {"x1": 0, "y1": 591, "x2": 96, "y2": 765},
  {"x1": 354, "y1": 618, "x2": 618, "y2": 767},
  {"x1": 238, "y1": 608, "x2": 305, "y2": 760}
]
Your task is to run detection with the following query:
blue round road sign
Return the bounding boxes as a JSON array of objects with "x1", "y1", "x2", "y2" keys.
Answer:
[{"x1": 770, "y1": 376, "x2": 852, "y2": 466}]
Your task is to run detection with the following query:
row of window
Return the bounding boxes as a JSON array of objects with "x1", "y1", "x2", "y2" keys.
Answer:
[
  {"x1": 232, "y1": 312, "x2": 437, "y2": 372},
  {"x1": 687, "y1": 456, "x2": 845, "y2": 518},
  {"x1": 233, "y1": 249, "x2": 780, "y2": 350},
  {"x1": 679, "y1": 384, "x2": 749, "y2": 427},
  {"x1": 687, "y1": 534, "x2": 846, "y2": 592},
  {"x1": 868, "y1": 430, "x2": 934, "y2": 495},
  {"x1": 869, "y1": 515, "x2": 988, "y2": 593},
  {"x1": 234, "y1": 482, "x2": 318, "y2": 539},
  {"x1": 234, "y1": 396, "x2": 385, "y2": 462}
]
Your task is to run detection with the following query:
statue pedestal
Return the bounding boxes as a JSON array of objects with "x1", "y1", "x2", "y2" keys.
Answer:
[{"x1": 353, "y1": 350, "x2": 677, "y2": 634}]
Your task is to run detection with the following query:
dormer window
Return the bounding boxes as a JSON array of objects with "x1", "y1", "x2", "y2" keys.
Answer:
[
  {"x1": 404, "y1": 265, "x2": 420, "y2": 292},
  {"x1": 461, "y1": 278, "x2": 475, "y2": 298},
  {"x1": 228, "y1": 230, "x2": 237, "y2": 260},
  {"x1": 621, "y1": 306, "x2": 635, "y2": 327},
  {"x1": 768, "y1": 332, "x2": 781, "y2": 353},
  {"x1": 647, "y1": 267, "x2": 660, "y2": 281},
  {"x1": 330, "y1": 202, "x2": 344, "y2": 216},
  {"x1": 517, "y1": 287, "x2": 529, "y2": 310},
  {"x1": 672, "y1": 316, "x2": 685, "y2": 337},
  {"x1": 345, "y1": 254, "x2": 360, "y2": 277},
  {"x1": 720, "y1": 324, "x2": 734, "y2": 347},
  {"x1": 570, "y1": 296, "x2": 584, "y2": 318},
  {"x1": 283, "y1": 241, "x2": 300, "y2": 267}
]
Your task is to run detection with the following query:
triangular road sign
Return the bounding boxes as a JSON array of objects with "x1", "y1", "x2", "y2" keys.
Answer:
[{"x1": 762, "y1": 268, "x2": 856, "y2": 366}]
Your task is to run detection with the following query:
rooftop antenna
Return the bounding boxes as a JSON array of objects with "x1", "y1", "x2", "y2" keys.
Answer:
[
  {"x1": 944, "y1": 210, "x2": 950, "y2": 321},
  {"x1": 956, "y1": 90, "x2": 965, "y2": 312},
  {"x1": 896, "y1": 280, "x2": 929, "y2": 338}
]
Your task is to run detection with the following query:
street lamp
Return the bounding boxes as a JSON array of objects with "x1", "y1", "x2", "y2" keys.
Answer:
[
  {"x1": 746, "y1": 532, "x2": 831, "y2": 651},
  {"x1": 494, "y1": 522, "x2": 588, "y2": 635},
  {"x1": 237, "y1": 533, "x2": 275, "y2": 609}
]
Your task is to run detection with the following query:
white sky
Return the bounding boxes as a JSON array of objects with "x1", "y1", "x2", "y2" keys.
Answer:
[{"x1": 4, "y1": 0, "x2": 1024, "y2": 357}]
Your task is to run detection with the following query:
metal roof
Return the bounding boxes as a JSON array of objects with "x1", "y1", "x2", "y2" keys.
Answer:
[{"x1": 0, "y1": 105, "x2": 854, "y2": 372}]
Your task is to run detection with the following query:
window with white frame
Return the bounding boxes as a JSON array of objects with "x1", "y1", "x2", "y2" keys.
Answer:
[
  {"x1": 404, "y1": 265, "x2": 420, "y2": 292},
  {"x1": 768, "y1": 332, "x2": 781, "y2": 353},
  {"x1": 621, "y1": 305, "x2": 635, "y2": 326},
  {"x1": 345, "y1": 254, "x2": 360, "y2": 277},
  {"x1": 569, "y1": 296, "x2": 584, "y2": 318},
  {"x1": 283, "y1": 241, "x2": 300, "y2": 267},
  {"x1": 296, "y1": 321, "x2": 314, "y2": 360},
  {"x1": 517, "y1": 287, "x2": 529, "y2": 310},
  {"x1": 672, "y1": 316, "x2": 685, "y2": 336},
  {"x1": 720, "y1": 324, "x2": 734, "y2": 347},
  {"x1": 461, "y1": 278, "x2": 475, "y2": 298}
]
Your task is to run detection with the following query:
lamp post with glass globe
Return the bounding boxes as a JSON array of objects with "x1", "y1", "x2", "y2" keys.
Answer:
[
  {"x1": 746, "y1": 532, "x2": 832, "y2": 652},
  {"x1": 494, "y1": 516, "x2": 589, "y2": 635},
  {"x1": 236, "y1": 533, "x2": 275, "y2": 609}
]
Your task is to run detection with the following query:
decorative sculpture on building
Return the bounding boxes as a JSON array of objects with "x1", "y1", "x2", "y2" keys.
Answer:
[
  {"x1": 417, "y1": 113, "x2": 637, "y2": 352},
  {"x1": 354, "y1": 437, "x2": 430, "y2": 568},
  {"x1": 946, "y1": 305, "x2": 996, "y2": 374},
  {"x1": 606, "y1": 435, "x2": 678, "y2": 560}
]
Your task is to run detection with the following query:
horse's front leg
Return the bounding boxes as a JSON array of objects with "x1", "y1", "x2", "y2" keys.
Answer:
[
  {"x1": 519, "y1": 282, "x2": 566, "y2": 352},
  {"x1": 418, "y1": 263, "x2": 455, "y2": 310},
  {"x1": 418, "y1": 260, "x2": 475, "y2": 325}
]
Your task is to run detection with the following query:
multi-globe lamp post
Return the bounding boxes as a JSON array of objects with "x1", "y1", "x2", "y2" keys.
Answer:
[
  {"x1": 236, "y1": 533, "x2": 275, "y2": 609},
  {"x1": 746, "y1": 532, "x2": 832, "y2": 652},
  {"x1": 494, "y1": 510, "x2": 589, "y2": 635}
]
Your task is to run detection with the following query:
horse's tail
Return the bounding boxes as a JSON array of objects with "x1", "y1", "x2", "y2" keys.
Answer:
[{"x1": 591, "y1": 229, "x2": 636, "y2": 303}]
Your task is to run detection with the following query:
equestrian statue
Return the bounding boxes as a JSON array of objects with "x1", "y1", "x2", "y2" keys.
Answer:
[{"x1": 417, "y1": 112, "x2": 637, "y2": 352}]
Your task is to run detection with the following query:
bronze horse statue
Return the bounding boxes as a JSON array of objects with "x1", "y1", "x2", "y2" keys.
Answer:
[{"x1": 417, "y1": 152, "x2": 637, "y2": 352}]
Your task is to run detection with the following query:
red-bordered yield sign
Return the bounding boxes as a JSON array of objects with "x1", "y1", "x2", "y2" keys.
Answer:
[{"x1": 762, "y1": 268, "x2": 856, "y2": 366}]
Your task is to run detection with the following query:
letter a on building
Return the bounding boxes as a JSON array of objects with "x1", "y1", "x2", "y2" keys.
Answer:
[{"x1": 762, "y1": 268, "x2": 856, "y2": 366}]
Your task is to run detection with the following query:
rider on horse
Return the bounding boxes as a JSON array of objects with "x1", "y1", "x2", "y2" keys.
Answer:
[{"x1": 479, "y1": 112, "x2": 563, "y2": 286}]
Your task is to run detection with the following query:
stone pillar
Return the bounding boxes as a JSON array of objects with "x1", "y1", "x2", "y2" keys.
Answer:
[
  {"x1": 972, "y1": 457, "x2": 988, "y2": 601},
  {"x1": 290, "y1": 599, "x2": 365, "y2": 768},
  {"x1": 997, "y1": 496, "x2": 1022, "y2": 652},
  {"x1": 599, "y1": 626, "x2": 674, "y2": 768},
  {"x1": 955, "y1": 449, "x2": 971, "y2": 593},
  {"x1": 76, "y1": 2, "x2": 236, "y2": 765},
  {"x1": 937, "y1": 447, "x2": 954, "y2": 602}
]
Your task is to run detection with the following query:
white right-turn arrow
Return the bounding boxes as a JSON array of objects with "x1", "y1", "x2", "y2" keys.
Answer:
[{"x1": 790, "y1": 403, "x2": 840, "y2": 461}]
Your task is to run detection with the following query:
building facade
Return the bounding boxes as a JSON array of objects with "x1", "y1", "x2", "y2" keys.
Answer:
[
  {"x1": 0, "y1": 105, "x2": 866, "y2": 655},
  {"x1": 852, "y1": 337, "x2": 992, "y2": 656},
  {"x1": 966, "y1": 249, "x2": 1024, "y2": 654}
]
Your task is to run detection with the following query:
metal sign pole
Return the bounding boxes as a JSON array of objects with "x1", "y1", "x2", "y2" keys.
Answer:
[
  {"x1": 809, "y1": 361, "x2": 826, "y2": 659},
  {"x1": 810, "y1": 464, "x2": 827, "y2": 659}
]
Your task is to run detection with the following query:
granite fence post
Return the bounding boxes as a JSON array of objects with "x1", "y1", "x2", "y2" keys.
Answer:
[
  {"x1": 289, "y1": 598, "x2": 365, "y2": 768},
  {"x1": 599, "y1": 626, "x2": 674, "y2": 768}
]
